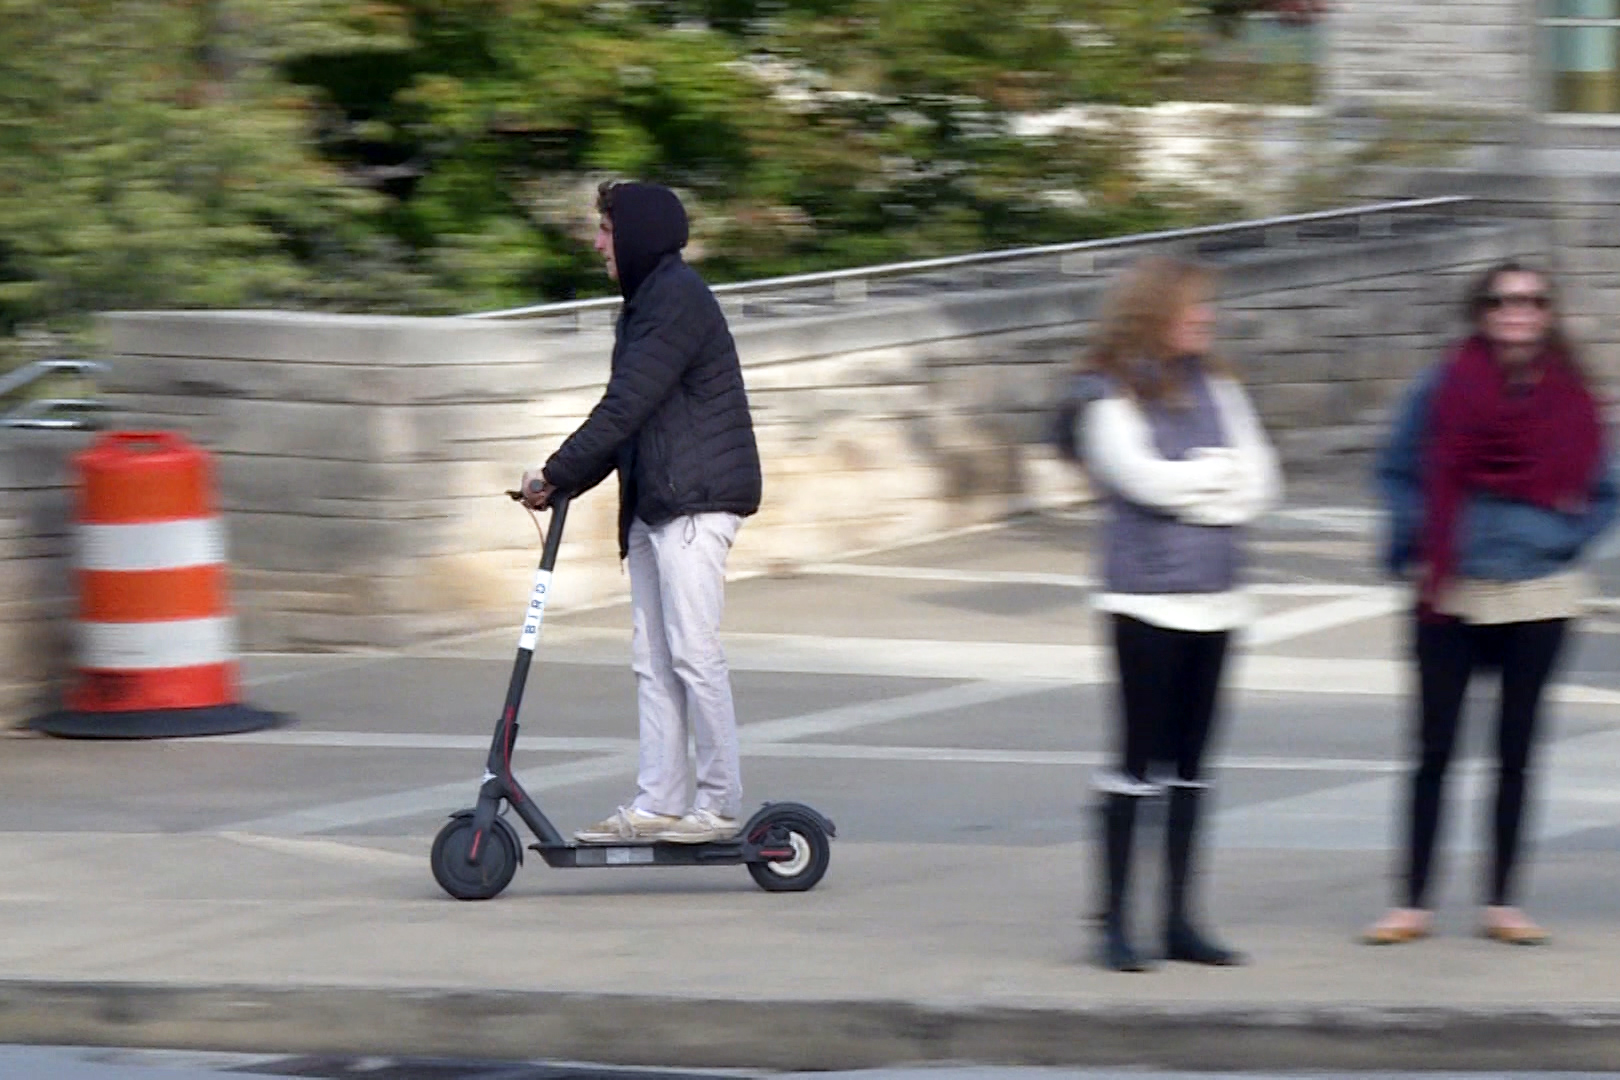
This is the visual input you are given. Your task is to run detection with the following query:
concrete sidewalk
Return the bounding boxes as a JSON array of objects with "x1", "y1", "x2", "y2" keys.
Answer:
[
  {"x1": 4, "y1": 503, "x2": 1620, "y2": 1071},
  {"x1": 3, "y1": 835, "x2": 1620, "y2": 1070}
]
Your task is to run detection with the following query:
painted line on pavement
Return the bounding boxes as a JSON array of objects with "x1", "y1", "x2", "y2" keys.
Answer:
[
  {"x1": 241, "y1": 655, "x2": 396, "y2": 689},
  {"x1": 219, "y1": 752, "x2": 639, "y2": 837},
  {"x1": 430, "y1": 584, "x2": 1407, "y2": 678},
  {"x1": 217, "y1": 730, "x2": 630, "y2": 753},
  {"x1": 208, "y1": 679, "x2": 1620, "y2": 841},
  {"x1": 1243, "y1": 588, "x2": 1403, "y2": 647},
  {"x1": 1261, "y1": 506, "x2": 1380, "y2": 534},
  {"x1": 1220, "y1": 654, "x2": 1620, "y2": 701},
  {"x1": 739, "y1": 681, "x2": 1048, "y2": 743},
  {"x1": 254, "y1": 631, "x2": 1620, "y2": 702},
  {"x1": 1248, "y1": 583, "x2": 1388, "y2": 597},
  {"x1": 720, "y1": 634, "x2": 1105, "y2": 682},
  {"x1": 797, "y1": 563, "x2": 1383, "y2": 600},
  {"x1": 798, "y1": 564, "x2": 1095, "y2": 589},
  {"x1": 217, "y1": 685, "x2": 1051, "y2": 754},
  {"x1": 393, "y1": 519, "x2": 1015, "y2": 651},
  {"x1": 184, "y1": 732, "x2": 1595, "y2": 780},
  {"x1": 1215, "y1": 723, "x2": 1620, "y2": 852},
  {"x1": 189, "y1": 729, "x2": 1620, "y2": 778},
  {"x1": 215, "y1": 831, "x2": 422, "y2": 869},
  {"x1": 209, "y1": 731, "x2": 1403, "y2": 772},
  {"x1": 746, "y1": 743, "x2": 1406, "y2": 773},
  {"x1": 216, "y1": 680, "x2": 1060, "y2": 836}
]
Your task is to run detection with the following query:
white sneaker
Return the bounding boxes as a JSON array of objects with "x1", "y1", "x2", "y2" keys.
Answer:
[
  {"x1": 573, "y1": 806, "x2": 677, "y2": 844},
  {"x1": 652, "y1": 808, "x2": 740, "y2": 844}
]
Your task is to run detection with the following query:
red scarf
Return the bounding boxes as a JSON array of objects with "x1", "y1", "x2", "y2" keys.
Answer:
[{"x1": 1419, "y1": 335, "x2": 1604, "y2": 616}]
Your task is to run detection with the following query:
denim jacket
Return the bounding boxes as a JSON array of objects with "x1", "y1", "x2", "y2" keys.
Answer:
[{"x1": 1374, "y1": 362, "x2": 1618, "y2": 580}]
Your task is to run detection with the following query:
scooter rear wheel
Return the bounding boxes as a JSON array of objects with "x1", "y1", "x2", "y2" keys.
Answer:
[
  {"x1": 432, "y1": 814, "x2": 519, "y2": 900},
  {"x1": 746, "y1": 807, "x2": 831, "y2": 893}
]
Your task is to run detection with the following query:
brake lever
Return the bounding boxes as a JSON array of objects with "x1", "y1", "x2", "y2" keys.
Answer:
[{"x1": 507, "y1": 489, "x2": 545, "y2": 542}]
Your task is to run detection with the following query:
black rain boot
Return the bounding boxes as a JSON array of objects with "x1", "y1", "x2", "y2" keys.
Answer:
[
  {"x1": 1098, "y1": 791, "x2": 1151, "y2": 972},
  {"x1": 1165, "y1": 784, "x2": 1244, "y2": 966}
]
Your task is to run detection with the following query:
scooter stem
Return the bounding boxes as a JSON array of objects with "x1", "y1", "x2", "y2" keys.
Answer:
[{"x1": 468, "y1": 492, "x2": 574, "y2": 859}]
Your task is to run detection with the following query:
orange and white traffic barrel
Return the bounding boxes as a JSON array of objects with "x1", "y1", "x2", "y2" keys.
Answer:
[{"x1": 31, "y1": 431, "x2": 281, "y2": 738}]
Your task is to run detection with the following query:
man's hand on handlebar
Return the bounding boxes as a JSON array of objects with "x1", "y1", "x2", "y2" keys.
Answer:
[{"x1": 518, "y1": 468, "x2": 557, "y2": 510}]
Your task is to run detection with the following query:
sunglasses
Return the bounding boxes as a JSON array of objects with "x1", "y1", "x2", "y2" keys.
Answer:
[{"x1": 1482, "y1": 292, "x2": 1552, "y2": 311}]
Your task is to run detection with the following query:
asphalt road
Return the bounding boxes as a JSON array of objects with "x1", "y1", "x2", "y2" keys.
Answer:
[{"x1": 6, "y1": 1050, "x2": 1619, "y2": 1080}]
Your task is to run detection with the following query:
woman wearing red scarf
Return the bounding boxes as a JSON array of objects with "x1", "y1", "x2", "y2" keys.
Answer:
[{"x1": 1366, "y1": 263, "x2": 1616, "y2": 946}]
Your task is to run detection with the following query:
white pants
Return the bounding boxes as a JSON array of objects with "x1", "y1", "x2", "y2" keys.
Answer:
[{"x1": 627, "y1": 513, "x2": 743, "y2": 819}]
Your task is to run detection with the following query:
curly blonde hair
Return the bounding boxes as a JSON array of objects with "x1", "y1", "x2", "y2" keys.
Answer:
[{"x1": 1085, "y1": 255, "x2": 1229, "y2": 404}]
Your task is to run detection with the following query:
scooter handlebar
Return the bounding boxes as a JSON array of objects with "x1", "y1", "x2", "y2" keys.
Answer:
[{"x1": 505, "y1": 488, "x2": 571, "y2": 511}]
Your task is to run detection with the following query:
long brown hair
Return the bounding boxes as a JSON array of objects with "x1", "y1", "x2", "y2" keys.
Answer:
[
  {"x1": 1085, "y1": 255, "x2": 1229, "y2": 404},
  {"x1": 1465, "y1": 260, "x2": 1586, "y2": 383}
]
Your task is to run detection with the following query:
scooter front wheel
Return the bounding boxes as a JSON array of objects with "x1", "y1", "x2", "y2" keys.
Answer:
[{"x1": 431, "y1": 813, "x2": 519, "y2": 900}]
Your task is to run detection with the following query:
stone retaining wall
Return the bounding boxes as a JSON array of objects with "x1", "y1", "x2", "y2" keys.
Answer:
[
  {"x1": 0, "y1": 433, "x2": 88, "y2": 727},
  {"x1": 73, "y1": 219, "x2": 1545, "y2": 658}
]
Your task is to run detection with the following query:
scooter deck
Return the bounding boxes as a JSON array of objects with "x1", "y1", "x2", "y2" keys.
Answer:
[{"x1": 532, "y1": 838, "x2": 781, "y2": 868}]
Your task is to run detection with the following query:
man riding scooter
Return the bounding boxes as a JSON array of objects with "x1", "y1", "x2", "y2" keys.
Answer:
[{"x1": 522, "y1": 180, "x2": 763, "y2": 846}]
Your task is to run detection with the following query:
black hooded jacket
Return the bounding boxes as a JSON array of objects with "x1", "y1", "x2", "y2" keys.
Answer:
[{"x1": 542, "y1": 183, "x2": 762, "y2": 557}]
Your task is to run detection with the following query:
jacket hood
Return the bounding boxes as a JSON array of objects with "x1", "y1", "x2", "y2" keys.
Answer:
[{"x1": 610, "y1": 183, "x2": 689, "y2": 301}]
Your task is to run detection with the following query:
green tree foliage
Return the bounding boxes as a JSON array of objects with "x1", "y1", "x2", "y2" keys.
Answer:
[
  {"x1": 288, "y1": 0, "x2": 1232, "y2": 305},
  {"x1": 0, "y1": 0, "x2": 456, "y2": 356},
  {"x1": 1, "y1": 0, "x2": 1247, "y2": 348}
]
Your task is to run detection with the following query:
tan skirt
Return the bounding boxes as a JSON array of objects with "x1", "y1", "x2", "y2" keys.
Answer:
[{"x1": 1435, "y1": 570, "x2": 1587, "y2": 625}]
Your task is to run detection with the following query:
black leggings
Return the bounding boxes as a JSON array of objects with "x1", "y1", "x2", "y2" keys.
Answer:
[
  {"x1": 1111, "y1": 615, "x2": 1231, "y2": 784},
  {"x1": 1406, "y1": 616, "x2": 1569, "y2": 908}
]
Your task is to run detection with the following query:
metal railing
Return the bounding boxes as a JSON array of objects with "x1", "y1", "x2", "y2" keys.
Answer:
[
  {"x1": 0, "y1": 358, "x2": 108, "y2": 431},
  {"x1": 462, "y1": 196, "x2": 1477, "y2": 324},
  {"x1": 0, "y1": 196, "x2": 1481, "y2": 426}
]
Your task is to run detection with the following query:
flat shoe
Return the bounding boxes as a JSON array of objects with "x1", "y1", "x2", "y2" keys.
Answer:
[
  {"x1": 1361, "y1": 920, "x2": 1431, "y2": 945},
  {"x1": 1481, "y1": 923, "x2": 1548, "y2": 946}
]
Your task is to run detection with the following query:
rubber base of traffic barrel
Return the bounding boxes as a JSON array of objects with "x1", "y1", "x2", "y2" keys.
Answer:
[{"x1": 28, "y1": 703, "x2": 286, "y2": 739}]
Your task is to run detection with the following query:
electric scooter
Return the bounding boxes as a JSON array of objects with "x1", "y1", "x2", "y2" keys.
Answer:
[{"x1": 430, "y1": 490, "x2": 835, "y2": 901}]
